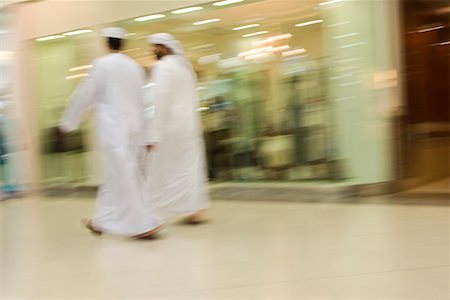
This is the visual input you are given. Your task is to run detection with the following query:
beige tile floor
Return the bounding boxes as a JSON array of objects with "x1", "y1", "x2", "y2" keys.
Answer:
[{"x1": 1, "y1": 195, "x2": 449, "y2": 299}]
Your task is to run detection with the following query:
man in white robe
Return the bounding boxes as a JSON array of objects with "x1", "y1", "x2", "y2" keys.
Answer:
[
  {"x1": 144, "y1": 33, "x2": 210, "y2": 223},
  {"x1": 60, "y1": 27, "x2": 162, "y2": 238}
]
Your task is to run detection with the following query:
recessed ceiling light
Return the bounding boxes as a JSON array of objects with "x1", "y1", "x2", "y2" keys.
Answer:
[
  {"x1": 245, "y1": 52, "x2": 270, "y2": 60},
  {"x1": 339, "y1": 42, "x2": 366, "y2": 48},
  {"x1": 190, "y1": 43, "x2": 216, "y2": 51},
  {"x1": 193, "y1": 19, "x2": 221, "y2": 26},
  {"x1": 282, "y1": 49, "x2": 306, "y2": 57},
  {"x1": 319, "y1": 0, "x2": 344, "y2": 6},
  {"x1": 327, "y1": 21, "x2": 350, "y2": 27},
  {"x1": 63, "y1": 30, "x2": 93, "y2": 36},
  {"x1": 239, "y1": 47, "x2": 272, "y2": 57},
  {"x1": 267, "y1": 45, "x2": 290, "y2": 53},
  {"x1": 242, "y1": 31, "x2": 268, "y2": 38},
  {"x1": 213, "y1": 0, "x2": 244, "y2": 6},
  {"x1": 417, "y1": 25, "x2": 445, "y2": 33},
  {"x1": 295, "y1": 20, "x2": 323, "y2": 27},
  {"x1": 172, "y1": 7, "x2": 203, "y2": 14},
  {"x1": 432, "y1": 41, "x2": 450, "y2": 46},
  {"x1": 134, "y1": 14, "x2": 166, "y2": 22},
  {"x1": 69, "y1": 65, "x2": 93, "y2": 72},
  {"x1": 36, "y1": 35, "x2": 65, "y2": 42},
  {"x1": 65, "y1": 74, "x2": 89, "y2": 80},
  {"x1": 252, "y1": 33, "x2": 292, "y2": 46},
  {"x1": 333, "y1": 32, "x2": 358, "y2": 39},
  {"x1": 233, "y1": 24, "x2": 260, "y2": 31}
]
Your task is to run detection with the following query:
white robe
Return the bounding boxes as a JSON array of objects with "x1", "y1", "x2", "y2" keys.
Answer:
[
  {"x1": 60, "y1": 53, "x2": 161, "y2": 236},
  {"x1": 144, "y1": 55, "x2": 210, "y2": 217}
]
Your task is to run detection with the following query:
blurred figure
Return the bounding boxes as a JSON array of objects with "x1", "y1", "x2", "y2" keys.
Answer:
[
  {"x1": 203, "y1": 96, "x2": 234, "y2": 180},
  {"x1": 0, "y1": 120, "x2": 8, "y2": 192},
  {"x1": 144, "y1": 33, "x2": 210, "y2": 224},
  {"x1": 60, "y1": 27, "x2": 162, "y2": 238}
]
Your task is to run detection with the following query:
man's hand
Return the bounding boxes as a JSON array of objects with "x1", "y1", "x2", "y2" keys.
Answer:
[{"x1": 146, "y1": 144, "x2": 155, "y2": 152}]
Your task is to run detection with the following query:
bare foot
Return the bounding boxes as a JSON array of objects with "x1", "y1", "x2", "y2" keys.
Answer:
[
  {"x1": 82, "y1": 219, "x2": 102, "y2": 235},
  {"x1": 133, "y1": 225, "x2": 163, "y2": 239},
  {"x1": 183, "y1": 211, "x2": 209, "y2": 225}
]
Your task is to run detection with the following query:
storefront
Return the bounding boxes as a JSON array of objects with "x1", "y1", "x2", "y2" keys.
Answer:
[{"x1": 27, "y1": 0, "x2": 401, "y2": 188}]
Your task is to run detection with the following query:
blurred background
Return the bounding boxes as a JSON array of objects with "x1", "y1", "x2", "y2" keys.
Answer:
[{"x1": 0, "y1": 0, "x2": 449, "y2": 198}]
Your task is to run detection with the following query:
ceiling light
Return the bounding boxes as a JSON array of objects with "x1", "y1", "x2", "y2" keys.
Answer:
[
  {"x1": 190, "y1": 43, "x2": 216, "y2": 51},
  {"x1": 333, "y1": 57, "x2": 363, "y2": 64},
  {"x1": 245, "y1": 52, "x2": 270, "y2": 60},
  {"x1": 66, "y1": 74, "x2": 89, "y2": 80},
  {"x1": 327, "y1": 21, "x2": 350, "y2": 27},
  {"x1": 134, "y1": 14, "x2": 165, "y2": 22},
  {"x1": 242, "y1": 31, "x2": 268, "y2": 38},
  {"x1": 333, "y1": 32, "x2": 358, "y2": 39},
  {"x1": 340, "y1": 80, "x2": 362, "y2": 87},
  {"x1": 239, "y1": 47, "x2": 272, "y2": 57},
  {"x1": 193, "y1": 19, "x2": 221, "y2": 26},
  {"x1": 240, "y1": 45, "x2": 290, "y2": 59},
  {"x1": 282, "y1": 48, "x2": 306, "y2": 57},
  {"x1": 253, "y1": 33, "x2": 292, "y2": 46},
  {"x1": 63, "y1": 29, "x2": 93, "y2": 36},
  {"x1": 245, "y1": 17, "x2": 266, "y2": 23},
  {"x1": 233, "y1": 24, "x2": 260, "y2": 31},
  {"x1": 432, "y1": 41, "x2": 450, "y2": 46},
  {"x1": 172, "y1": 7, "x2": 203, "y2": 14},
  {"x1": 213, "y1": 0, "x2": 244, "y2": 6},
  {"x1": 295, "y1": 20, "x2": 323, "y2": 27},
  {"x1": 69, "y1": 65, "x2": 93, "y2": 72},
  {"x1": 36, "y1": 35, "x2": 65, "y2": 42},
  {"x1": 418, "y1": 25, "x2": 445, "y2": 33},
  {"x1": 267, "y1": 45, "x2": 290, "y2": 52},
  {"x1": 125, "y1": 33, "x2": 137, "y2": 37},
  {"x1": 319, "y1": 0, "x2": 344, "y2": 6},
  {"x1": 339, "y1": 42, "x2": 366, "y2": 48},
  {"x1": 283, "y1": 55, "x2": 307, "y2": 61},
  {"x1": 330, "y1": 74, "x2": 352, "y2": 80}
]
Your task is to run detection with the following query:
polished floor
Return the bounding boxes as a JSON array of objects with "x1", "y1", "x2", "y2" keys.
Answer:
[
  {"x1": 409, "y1": 177, "x2": 450, "y2": 195},
  {"x1": 1, "y1": 194, "x2": 449, "y2": 299}
]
